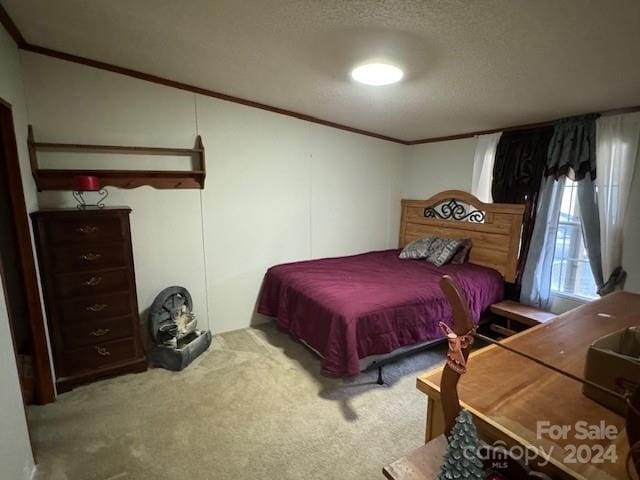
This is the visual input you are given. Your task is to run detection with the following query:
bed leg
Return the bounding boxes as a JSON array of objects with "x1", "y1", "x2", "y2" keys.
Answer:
[{"x1": 376, "y1": 366, "x2": 384, "y2": 385}]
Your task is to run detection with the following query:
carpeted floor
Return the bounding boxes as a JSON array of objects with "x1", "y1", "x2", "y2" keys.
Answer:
[{"x1": 28, "y1": 323, "x2": 447, "y2": 480}]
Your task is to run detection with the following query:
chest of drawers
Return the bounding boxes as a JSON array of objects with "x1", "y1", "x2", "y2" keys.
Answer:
[{"x1": 31, "y1": 207, "x2": 146, "y2": 393}]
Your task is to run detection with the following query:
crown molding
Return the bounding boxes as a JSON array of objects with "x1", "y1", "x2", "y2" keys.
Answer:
[
  {"x1": 407, "y1": 107, "x2": 640, "y2": 145},
  {"x1": 3, "y1": 5, "x2": 640, "y2": 146},
  {"x1": 405, "y1": 121, "x2": 554, "y2": 145},
  {"x1": 1, "y1": 4, "x2": 408, "y2": 144},
  {"x1": 21, "y1": 44, "x2": 410, "y2": 145},
  {"x1": 0, "y1": 3, "x2": 26, "y2": 47}
]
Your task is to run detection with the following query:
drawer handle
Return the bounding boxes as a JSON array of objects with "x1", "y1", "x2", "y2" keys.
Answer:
[
  {"x1": 79, "y1": 253, "x2": 102, "y2": 262},
  {"x1": 77, "y1": 225, "x2": 98, "y2": 234},
  {"x1": 89, "y1": 328, "x2": 111, "y2": 337},
  {"x1": 86, "y1": 303, "x2": 108, "y2": 312},
  {"x1": 94, "y1": 346, "x2": 111, "y2": 356},
  {"x1": 83, "y1": 276, "x2": 103, "y2": 287}
]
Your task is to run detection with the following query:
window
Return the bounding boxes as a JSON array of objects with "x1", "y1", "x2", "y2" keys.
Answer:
[{"x1": 550, "y1": 179, "x2": 598, "y2": 299}]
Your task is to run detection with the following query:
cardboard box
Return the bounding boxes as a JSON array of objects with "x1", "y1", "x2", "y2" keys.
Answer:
[{"x1": 583, "y1": 326, "x2": 640, "y2": 415}]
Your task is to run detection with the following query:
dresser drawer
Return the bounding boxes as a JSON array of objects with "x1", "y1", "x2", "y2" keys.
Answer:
[
  {"x1": 52, "y1": 243, "x2": 127, "y2": 272},
  {"x1": 62, "y1": 338, "x2": 137, "y2": 374},
  {"x1": 55, "y1": 268, "x2": 130, "y2": 299},
  {"x1": 45, "y1": 215, "x2": 125, "y2": 245},
  {"x1": 60, "y1": 315, "x2": 134, "y2": 349},
  {"x1": 31, "y1": 208, "x2": 146, "y2": 392},
  {"x1": 59, "y1": 291, "x2": 133, "y2": 323}
]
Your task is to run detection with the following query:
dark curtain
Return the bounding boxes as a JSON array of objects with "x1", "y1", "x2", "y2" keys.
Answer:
[
  {"x1": 520, "y1": 114, "x2": 604, "y2": 306},
  {"x1": 544, "y1": 113, "x2": 604, "y2": 291},
  {"x1": 491, "y1": 126, "x2": 554, "y2": 297},
  {"x1": 545, "y1": 114, "x2": 599, "y2": 181},
  {"x1": 577, "y1": 178, "x2": 604, "y2": 289}
]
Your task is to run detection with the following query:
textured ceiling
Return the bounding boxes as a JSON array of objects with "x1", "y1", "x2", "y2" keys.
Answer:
[{"x1": 4, "y1": 0, "x2": 640, "y2": 141}]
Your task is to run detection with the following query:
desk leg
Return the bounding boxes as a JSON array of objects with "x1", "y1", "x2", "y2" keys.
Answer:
[{"x1": 425, "y1": 396, "x2": 445, "y2": 442}]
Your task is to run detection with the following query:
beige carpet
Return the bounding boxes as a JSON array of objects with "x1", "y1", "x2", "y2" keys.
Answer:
[{"x1": 28, "y1": 324, "x2": 447, "y2": 480}]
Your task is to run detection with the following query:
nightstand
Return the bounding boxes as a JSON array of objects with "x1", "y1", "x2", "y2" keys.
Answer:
[{"x1": 489, "y1": 300, "x2": 556, "y2": 337}]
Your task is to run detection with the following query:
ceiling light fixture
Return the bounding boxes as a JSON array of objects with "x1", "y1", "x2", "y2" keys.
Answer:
[{"x1": 351, "y1": 63, "x2": 404, "y2": 86}]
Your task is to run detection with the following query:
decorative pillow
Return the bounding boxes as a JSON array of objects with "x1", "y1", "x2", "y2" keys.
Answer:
[
  {"x1": 399, "y1": 236, "x2": 437, "y2": 260},
  {"x1": 399, "y1": 236, "x2": 467, "y2": 267},
  {"x1": 450, "y1": 239, "x2": 472, "y2": 264},
  {"x1": 425, "y1": 237, "x2": 466, "y2": 267}
]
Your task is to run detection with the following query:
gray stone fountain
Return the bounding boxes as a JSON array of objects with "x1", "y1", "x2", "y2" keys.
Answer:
[{"x1": 148, "y1": 286, "x2": 211, "y2": 371}]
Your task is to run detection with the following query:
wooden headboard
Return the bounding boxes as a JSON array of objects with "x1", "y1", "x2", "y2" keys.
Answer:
[{"x1": 399, "y1": 190, "x2": 525, "y2": 282}]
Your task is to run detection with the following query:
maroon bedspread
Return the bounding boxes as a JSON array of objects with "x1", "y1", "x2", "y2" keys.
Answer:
[{"x1": 258, "y1": 249, "x2": 503, "y2": 376}]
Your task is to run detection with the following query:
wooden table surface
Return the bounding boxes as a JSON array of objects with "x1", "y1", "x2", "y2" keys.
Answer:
[{"x1": 417, "y1": 291, "x2": 640, "y2": 480}]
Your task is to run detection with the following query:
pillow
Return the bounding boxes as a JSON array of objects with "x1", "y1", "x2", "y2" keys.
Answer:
[
  {"x1": 450, "y1": 239, "x2": 472, "y2": 264},
  {"x1": 399, "y1": 236, "x2": 437, "y2": 260},
  {"x1": 399, "y1": 236, "x2": 467, "y2": 267},
  {"x1": 426, "y1": 237, "x2": 467, "y2": 266}
]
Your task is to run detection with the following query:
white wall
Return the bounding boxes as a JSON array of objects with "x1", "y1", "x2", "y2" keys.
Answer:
[
  {"x1": 27, "y1": 53, "x2": 210, "y2": 330},
  {"x1": 0, "y1": 27, "x2": 36, "y2": 480},
  {"x1": 20, "y1": 49, "x2": 640, "y2": 333},
  {"x1": 23, "y1": 52, "x2": 405, "y2": 335},
  {"x1": 402, "y1": 138, "x2": 477, "y2": 199}
]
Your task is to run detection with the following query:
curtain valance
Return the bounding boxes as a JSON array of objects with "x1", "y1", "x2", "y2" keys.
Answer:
[{"x1": 545, "y1": 114, "x2": 599, "y2": 181}]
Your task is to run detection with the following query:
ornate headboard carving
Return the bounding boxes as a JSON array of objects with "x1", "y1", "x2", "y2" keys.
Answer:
[{"x1": 399, "y1": 190, "x2": 525, "y2": 282}]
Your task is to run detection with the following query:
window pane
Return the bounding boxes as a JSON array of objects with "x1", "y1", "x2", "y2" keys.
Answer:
[
  {"x1": 551, "y1": 179, "x2": 597, "y2": 299},
  {"x1": 575, "y1": 261, "x2": 598, "y2": 298},
  {"x1": 560, "y1": 182, "x2": 573, "y2": 218},
  {"x1": 551, "y1": 259, "x2": 561, "y2": 292}
]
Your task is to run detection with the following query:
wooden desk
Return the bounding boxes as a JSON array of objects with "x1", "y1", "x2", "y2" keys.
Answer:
[{"x1": 417, "y1": 291, "x2": 640, "y2": 480}]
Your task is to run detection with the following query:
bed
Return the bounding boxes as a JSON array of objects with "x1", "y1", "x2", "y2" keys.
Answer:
[{"x1": 258, "y1": 190, "x2": 525, "y2": 377}]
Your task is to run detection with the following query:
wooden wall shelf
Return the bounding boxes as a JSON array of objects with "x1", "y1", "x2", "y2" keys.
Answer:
[{"x1": 27, "y1": 126, "x2": 206, "y2": 191}]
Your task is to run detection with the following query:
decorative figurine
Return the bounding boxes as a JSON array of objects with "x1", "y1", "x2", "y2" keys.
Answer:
[{"x1": 438, "y1": 410, "x2": 486, "y2": 480}]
